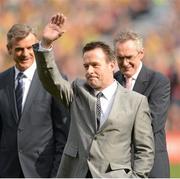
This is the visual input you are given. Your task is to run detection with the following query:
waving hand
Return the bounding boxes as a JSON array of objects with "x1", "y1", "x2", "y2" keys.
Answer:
[{"x1": 42, "y1": 13, "x2": 66, "y2": 48}]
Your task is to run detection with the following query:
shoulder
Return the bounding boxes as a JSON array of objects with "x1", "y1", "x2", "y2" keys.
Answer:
[
  {"x1": 143, "y1": 65, "x2": 170, "y2": 85},
  {"x1": 129, "y1": 90, "x2": 147, "y2": 102},
  {"x1": 122, "y1": 89, "x2": 149, "y2": 112},
  {"x1": 0, "y1": 68, "x2": 13, "y2": 80},
  {"x1": 71, "y1": 78, "x2": 93, "y2": 94},
  {"x1": 117, "y1": 83, "x2": 146, "y2": 102},
  {"x1": 154, "y1": 71, "x2": 169, "y2": 83},
  {"x1": 0, "y1": 68, "x2": 14, "y2": 89},
  {"x1": 71, "y1": 78, "x2": 86, "y2": 89}
]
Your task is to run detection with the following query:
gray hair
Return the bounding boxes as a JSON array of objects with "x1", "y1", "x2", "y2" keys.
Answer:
[
  {"x1": 114, "y1": 30, "x2": 143, "y2": 51},
  {"x1": 7, "y1": 24, "x2": 37, "y2": 48}
]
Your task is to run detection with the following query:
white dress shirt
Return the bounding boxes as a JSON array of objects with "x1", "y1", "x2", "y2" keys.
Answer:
[
  {"x1": 14, "y1": 61, "x2": 36, "y2": 110},
  {"x1": 126, "y1": 61, "x2": 142, "y2": 90},
  {"x1": 95, "y1": 80, "x2": 117, "y2": 127}
]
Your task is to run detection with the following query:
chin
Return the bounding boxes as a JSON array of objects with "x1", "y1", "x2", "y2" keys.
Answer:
[
  {"x1": 124, "y1": 70, "x2": 132, "y2": 76},
  {"x1": 89, "y1": 83, "x2": 97, "y2": 89},
  {"x1": 124, "y1": 72, "x2": 129, "y2": 76},
  {"x1": 19, "y1": 65, "x2": 29, "y2": 71}
]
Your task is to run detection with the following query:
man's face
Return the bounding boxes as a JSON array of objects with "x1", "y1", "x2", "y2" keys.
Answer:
[
  {"x1": 7, "y1": 33, "x2": 37, "y2": 71},
  {"x1": 83, "y1": 48, "x2": 115, "y2": 91},
  {"x1": 115, "y1": 40, "x2": 144, "y2": 78}
]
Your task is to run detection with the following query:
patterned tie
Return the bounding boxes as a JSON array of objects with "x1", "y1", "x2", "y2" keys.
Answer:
[
  {"x1": 125, "y1": 77, "x2": 132, "y2": 90},
  {"x1": 15, "y1": 72, "x2": 25, "y2": 119},
  {"x1": 96, "y1": 92, "x2": 103, "y2": 130}
]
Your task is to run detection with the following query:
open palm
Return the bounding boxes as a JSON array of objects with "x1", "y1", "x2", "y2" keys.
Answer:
[{"x1": 42, "y1": 13, "x2": 66, "y2": 47}]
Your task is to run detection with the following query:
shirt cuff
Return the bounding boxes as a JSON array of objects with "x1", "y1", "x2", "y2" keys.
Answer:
[{"x1": 38, "y1": 41, "x2": 53, "y2": 52}]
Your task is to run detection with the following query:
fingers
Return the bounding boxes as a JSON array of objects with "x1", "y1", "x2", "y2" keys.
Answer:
[{"x1": 51, "y1": 13, "x2": 66, "y2": 26}]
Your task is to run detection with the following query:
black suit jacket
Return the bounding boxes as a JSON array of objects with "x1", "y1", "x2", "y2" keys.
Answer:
[
  {"x1": 114, "y1": 64, "x2": 170, "y2": 178},
  {"x1": 0, "y1": 67, "x2": 70, "y2": 177}
]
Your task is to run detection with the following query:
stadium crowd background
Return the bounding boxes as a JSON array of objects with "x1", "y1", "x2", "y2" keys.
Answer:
[{"x1": 0, "y1": 0, "x2": 180, "y2": 173}]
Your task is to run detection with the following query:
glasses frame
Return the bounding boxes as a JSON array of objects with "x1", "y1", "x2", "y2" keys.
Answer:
[{"x1": 117, "y1": 52, "x2": 140, "y2": 63}]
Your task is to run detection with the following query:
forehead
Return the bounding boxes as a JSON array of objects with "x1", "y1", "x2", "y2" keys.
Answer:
[
  {"x1": 116, "y1": 40, "x2": 137, "y2": 54},
  {"x1": 83, "y1": 48, "x2": 106, "y2": 62},
  {"x1": 12, "y1": 33, "x2": 37, "y2": 47}
]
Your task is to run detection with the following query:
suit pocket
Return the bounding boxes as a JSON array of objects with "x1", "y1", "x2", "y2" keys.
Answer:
[
  {"x1": 106, "y1": 162, "x2": 132, "y2": 177},
  {"x1": 63, "y1": 144, "x2": 78, "y2": 158}
]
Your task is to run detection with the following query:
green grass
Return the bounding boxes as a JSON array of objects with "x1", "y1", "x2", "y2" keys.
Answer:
[{"x1": 170, "y1": 164, "x2": 180, "y2": 178}]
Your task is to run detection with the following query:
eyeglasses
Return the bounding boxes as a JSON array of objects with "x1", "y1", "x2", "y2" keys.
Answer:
[{"x1": 117, "y1": 52, "x2": 139, "y2": 62}]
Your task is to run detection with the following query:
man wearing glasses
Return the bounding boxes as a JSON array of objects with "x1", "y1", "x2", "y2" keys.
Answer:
[{"x1": 114, "y1": 30, "x2": 170, "y2": 178}]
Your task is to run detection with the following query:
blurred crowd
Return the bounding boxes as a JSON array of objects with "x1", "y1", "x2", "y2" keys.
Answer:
[{"x1": 0, "y1": 0, "x2": 180, "y2": 131}]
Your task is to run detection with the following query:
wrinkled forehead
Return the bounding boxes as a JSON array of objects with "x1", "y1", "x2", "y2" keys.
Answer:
[{"x1": 115, "y1": 40, "x2": 138, "y2": 54}]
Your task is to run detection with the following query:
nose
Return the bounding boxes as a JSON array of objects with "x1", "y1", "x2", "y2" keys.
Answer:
[
  {"x1": 86, "y1": 65, "x2": 94, "y2": 74},
  {"x1": 122, "y1": 58, "x2": 129, "y2": 67},
  {"x1": 22, "y1": 48, "x2": 29, "y2": 56}
]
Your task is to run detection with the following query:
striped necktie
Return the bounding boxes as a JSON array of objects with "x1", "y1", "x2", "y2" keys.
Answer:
[
  {"x1": 15, "y1": 72, "x2": 25, "y2": 119},
  {"x1": 96, "y1": 92, "x2": 103, "y2": 130}
]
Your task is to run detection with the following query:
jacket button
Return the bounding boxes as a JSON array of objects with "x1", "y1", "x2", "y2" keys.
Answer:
[
  {"x1": 18, "y1": 128, "x2": 24, "y2": 132},
  {"x1": 19, "y1": 149, "x2": 23, "y2": 153}
]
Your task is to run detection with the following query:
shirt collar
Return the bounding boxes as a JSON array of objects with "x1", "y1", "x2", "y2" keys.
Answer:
[
  {"x1": 132, "y1": 61, "x2": 142, "y2": 80},
  {"x1": 14, "y1": 60, "x2": 36, "y2": 80},
  {"x1": 95, "y1": 80, "x2": 117, "y2": 100},
  {"x1": 124, "y1": 61, "x2": 142, "y2": 81}
]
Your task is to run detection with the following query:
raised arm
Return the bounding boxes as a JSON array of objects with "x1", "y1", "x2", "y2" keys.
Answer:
[{"x1": 33, "y1": 13, "x2": 73, "y2": 107}]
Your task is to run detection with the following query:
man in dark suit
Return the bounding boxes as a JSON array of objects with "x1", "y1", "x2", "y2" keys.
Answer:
[
  {"x1": 0, "y1": 24, "x2": 70, "y2": 177},
  {"x1": 113, "y1": 30, "x2": 170, "y2": 178},
  {"x1": 34, "y1": 13, "x2": 154, "y2": 178}
]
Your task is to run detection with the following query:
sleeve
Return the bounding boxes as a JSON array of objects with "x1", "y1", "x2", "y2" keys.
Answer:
[
  {"x1": 132, "y1": 96, "x2": 155, "y2": 178},
  {"x1": 33, "y1": 43, "x2": 73, "y2": 107},
  {"x1": 50, "y1": 98, "x2": 70, "y2": 177},
  {"x1": 38, "y1": 41, "x2": 53, "y2": 52},
  {"x1": 148, "y1": 74, "x2": 170, "y2": 133}
]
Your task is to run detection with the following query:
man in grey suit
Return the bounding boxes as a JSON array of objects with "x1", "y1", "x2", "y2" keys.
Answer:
[
  {"x1": 0, "y1": 24, "x2": 70, "y2": 177},
  {"x1": 113, "y1": 30, "x2": 170, "y2": 178},
  {"x1": 34, "y1": 13, "x2": 154, "y2": 178}
]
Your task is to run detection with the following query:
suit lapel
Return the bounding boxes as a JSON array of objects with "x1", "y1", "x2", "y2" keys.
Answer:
[
  {"x1": 22, "y1": 71, "x2": 39, "y2": 117},
  {"x1": 114, "y1": 71, "x2": 125, "y2": 86},
  {"x1": 6, "y1": 68, "x2": 19, "y2": 123},
  {"x1": 114, "y1": 65, "x2": 152, "y2": 94},
  {"x1": 133, "y1": 65, "x2": 151, "y2": 94},
  {"x1": 84, "y1": 83, "x2": 97, "y2": 133},
  {"x1": 99, "y1": 83, "x2": 127, "y2": 131}
]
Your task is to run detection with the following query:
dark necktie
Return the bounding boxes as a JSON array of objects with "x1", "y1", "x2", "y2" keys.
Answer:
[
  {"x1": 96, "y1": 92, "x2": 103, "y2": 130},
  {"x1": 15, "y1": 72, "x2": 25, "y2": 119}
]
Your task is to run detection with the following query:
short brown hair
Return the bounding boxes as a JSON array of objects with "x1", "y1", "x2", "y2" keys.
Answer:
[
  {"x1": 7, "y1": 24, "x2": 37, "y2": 48},
  {"x1": 82, "y1": 41, "x2": 116, "y2": 62}
]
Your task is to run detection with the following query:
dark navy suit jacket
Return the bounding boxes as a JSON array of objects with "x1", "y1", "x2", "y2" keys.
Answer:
[{"x1": 0, "y1": 67, "x2": 70, "y2": 177}]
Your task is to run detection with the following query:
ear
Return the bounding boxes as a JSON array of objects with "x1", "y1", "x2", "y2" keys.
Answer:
[
  {"x1": 109, "y1": 60, "x2": 116, "y2": 71},
  {"x1": 7, "y1": 45, "x2": 12, "y2": 55},
  {"x1": 139, "y1": 48, "x2": 145, "y2": 60}
]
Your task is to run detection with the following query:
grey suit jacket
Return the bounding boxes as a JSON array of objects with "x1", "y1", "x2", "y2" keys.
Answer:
[
  {"x1": 114, "y1": 65, "x2": 170, "y2": 178},
  {"x1": 34, "y1": 47, "x2": 154, "y2": 178},
  {"x1": 0, "y1": 68, "x2": 70, "y2": 177}
]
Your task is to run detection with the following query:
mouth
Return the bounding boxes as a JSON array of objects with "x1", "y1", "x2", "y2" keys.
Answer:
[
  {"x1": 20, "y1": 57, "x2": 30, "y2": 61},
  {"x1": 87, "y1": 76, "x2": 97, "y2": 80},
  {"x1": 19, "y1": 57, "x2": 33, "y2": 63}
]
